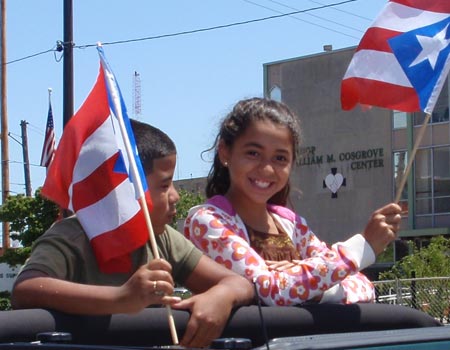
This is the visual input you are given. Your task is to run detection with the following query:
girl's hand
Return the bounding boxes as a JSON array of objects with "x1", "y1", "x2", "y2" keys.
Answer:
[{"x1": 363, "y1": 203, "x2": 402, "y2": 256}]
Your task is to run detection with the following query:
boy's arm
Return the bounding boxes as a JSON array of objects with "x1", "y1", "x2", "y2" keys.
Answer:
[
  {"x1": 12, "y1": 259, "x2": 181, "y2": 315},
  {"x1": 171, "y1": 255, "x2": 254, "y2": 348}
]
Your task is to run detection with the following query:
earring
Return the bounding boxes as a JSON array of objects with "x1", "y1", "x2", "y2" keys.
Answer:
[{"x1": 223, "y1": 161, "x2": 228, "y2": 167}]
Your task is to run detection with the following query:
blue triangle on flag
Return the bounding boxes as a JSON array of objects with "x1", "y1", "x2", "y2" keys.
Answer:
[
  {"x1": 389, "y1": 17, "x2": 450, "y2": 111},
  {"x1": 113, "y1": 150, "x2": 128, "y2": 175}
]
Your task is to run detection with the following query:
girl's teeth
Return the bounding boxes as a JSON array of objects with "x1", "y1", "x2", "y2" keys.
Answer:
[{"x1": 254, "y1": 180, "x2": 270, "y2": 188}]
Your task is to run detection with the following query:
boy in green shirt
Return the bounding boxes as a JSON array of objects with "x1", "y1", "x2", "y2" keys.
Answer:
[{"x1": 12, "y1": 119, "x2": 254, "y2": 348}]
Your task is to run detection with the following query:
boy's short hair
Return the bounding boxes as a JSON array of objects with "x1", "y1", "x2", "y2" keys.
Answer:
[{"x1": 130, "y1": 119, "x2": 176, "y2": 173}]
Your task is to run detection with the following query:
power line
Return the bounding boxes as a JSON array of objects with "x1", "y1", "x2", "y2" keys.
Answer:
[
  {"x1": 7, "y1": 160, "x2": 41, "y2": 167},
  {"x1": 6, "y1": 47, "x2": 57, "y2": 65},
  {"x1": 307, "y1": 0, "x2": 373, "y2": 21},
  {"x1": 7, "y1": 0, "x2": 358, "y2": 65},
  {"x1": 78, "y1": 0, "x2": 358, "y2": 48},
  {"x1": 242, "y1": 0, "x2": 360, "y2": 39},
  {"x1": 265, "y1": 0, "x2": 363, "y2": 33}
]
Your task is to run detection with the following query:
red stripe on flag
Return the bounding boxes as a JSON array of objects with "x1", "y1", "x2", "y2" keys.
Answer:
[
  {"x1": 42, "y1": 68, "x2": 110, "y2": 208},
  {"x1": 341, "y1": 77, "x2": 420, "y2": 111},
  {"x1": 356, "y1": 27, "x2": 402, "y2": 53},
  {"x1": 71, "y1": 153, "x2": 128, "y2": 211},
  {"x1": 392, "y1": 0, "x2": 450, "y2": 13},
  {"x1": 90, "y1": 210, "x2": 148, "y2": 273}
]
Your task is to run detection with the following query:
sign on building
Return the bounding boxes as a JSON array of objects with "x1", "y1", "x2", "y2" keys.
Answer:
[{"x1": 0, "y1": 263, "x2": 20, "y2": 292}]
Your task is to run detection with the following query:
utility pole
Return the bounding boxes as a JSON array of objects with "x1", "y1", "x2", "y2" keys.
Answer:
[
  {"x1": 0, "y1": 0, "x2": 9, "y2": 252},
  {"x1": 63, "y1": 0, "x2": 73, "y2": 127},
  {"x1": 20, "y1": 120, "x2": 31, "y2": 197}
]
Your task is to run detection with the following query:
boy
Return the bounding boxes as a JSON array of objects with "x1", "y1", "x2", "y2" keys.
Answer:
[{"x1": 11, "y1": 119, "x2": 255, "y2": 348}]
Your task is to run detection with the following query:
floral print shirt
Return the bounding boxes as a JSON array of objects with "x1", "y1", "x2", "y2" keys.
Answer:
[{"x1": 184, "y1": 195, "x2": 376, "y2": 306}]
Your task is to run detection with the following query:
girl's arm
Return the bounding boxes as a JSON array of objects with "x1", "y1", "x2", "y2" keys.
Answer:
[{"x1": 185, "y1": 205, "x2": 371, "y2": 306}]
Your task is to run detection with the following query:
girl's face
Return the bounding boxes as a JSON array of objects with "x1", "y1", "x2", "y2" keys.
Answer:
[{"x1": 219, "y1": 119, "x2": 294, "y2": 207}]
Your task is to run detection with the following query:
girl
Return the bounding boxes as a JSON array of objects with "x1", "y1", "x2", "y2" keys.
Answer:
[{"x1": 184, "y1": 97, "x2": 402, "y2": 306}]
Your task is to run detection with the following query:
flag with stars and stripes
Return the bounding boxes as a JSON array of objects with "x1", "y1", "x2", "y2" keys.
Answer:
[
  {"x1": 341, "y1": 0, "x2": 450, "y2": 114},
  {"x1": 40, "y1": 97, "x2": 56, "y2": 168}
]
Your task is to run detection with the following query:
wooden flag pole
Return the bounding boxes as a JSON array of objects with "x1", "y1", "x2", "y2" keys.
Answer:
[
  {"x1": 394, "y1": 113, "x2": 431, "y2": 204},
  {"x1": 98, "y1": 46, "x2": 179, "y2": 345},
  {"x1": 112, "y1": 94, "x2": 179, "y2": 346}
]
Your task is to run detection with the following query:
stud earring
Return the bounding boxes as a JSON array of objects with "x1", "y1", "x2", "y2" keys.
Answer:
[{"x1": 223, "y1": 161, "x2": 228, "y2": 167}]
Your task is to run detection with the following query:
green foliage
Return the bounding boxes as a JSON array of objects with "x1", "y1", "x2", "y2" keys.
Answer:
[
  {"x1": 0, "y1": 291, "x2": 11, "y2": 311},
  {"x1": 376, "y1": 244, "x2": 394, "y2": 263},
  {"x1": 0, "y1": 188, "x2": 59, "y2": 266},
  {"x1": 0, "y1": 247, "x2": 31, "y2": 266},
  {"x1": 379, "y1": 236, "x2": 450, "y2": 280},
  {"x1": 170, "y1": 189, "x2": 205, "y2": 228}
]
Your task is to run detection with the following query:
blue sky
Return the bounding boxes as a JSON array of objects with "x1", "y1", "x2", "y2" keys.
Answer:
[{"x1": 6, "y1": 0, "x2": 386, "y2": 196}]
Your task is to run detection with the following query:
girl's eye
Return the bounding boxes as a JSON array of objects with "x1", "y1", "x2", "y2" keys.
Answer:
[
  {"x1": 275, "y1": 155, "x2": 289, "y2": 163},
  {"x1": 246, "y1": 150, "x2": 259, "y2": 157}
]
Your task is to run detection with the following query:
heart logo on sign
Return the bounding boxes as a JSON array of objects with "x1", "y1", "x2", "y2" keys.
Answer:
[
  {"x1": 325, "y1": 173, "x2": 344, "y2": 194},
  {"x1": 323, "y1": 168, "x2": 346, "y2": 198}
]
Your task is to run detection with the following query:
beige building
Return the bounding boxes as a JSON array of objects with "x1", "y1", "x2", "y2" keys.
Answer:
[
  {"x1": 263, "y1": 46, "x2": 450, "y2": 266},
  {"x1": 176, "y1": 46, "x2": 450, "y2": 275}
]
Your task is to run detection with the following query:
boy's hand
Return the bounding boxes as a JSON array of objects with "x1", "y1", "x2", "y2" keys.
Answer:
[
  {"x1": 363, "y1": 203, "x2": 402, "y2": 255},
  {"x1": 118, "y1": 259, "x2": 180, "y2": 313}
]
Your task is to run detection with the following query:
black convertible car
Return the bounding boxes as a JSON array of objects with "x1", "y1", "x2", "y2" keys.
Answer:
[{"x1": 0, "y1": 302, "x2": 448, "y2": 350}]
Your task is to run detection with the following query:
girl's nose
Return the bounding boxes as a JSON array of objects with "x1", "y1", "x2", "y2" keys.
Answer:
[{"x1": 258, "y1": 160, "x2": 275, "y2": 175}]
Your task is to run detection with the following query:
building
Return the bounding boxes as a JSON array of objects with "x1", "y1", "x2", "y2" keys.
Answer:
[{"x1": 263, "y1": 46, "x2": 450, "y2": 268}]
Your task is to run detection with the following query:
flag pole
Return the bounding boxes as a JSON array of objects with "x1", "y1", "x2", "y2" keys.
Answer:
[
  {"x1": 394, "y1": 113, "x2": 431, "y2": 203},
  {"x1": 116, "y1": 110, "x2": 179, "y2": 346},
  {"x1": 98, "y1": 47, "x2": 179, "y2": 345},
  {"x1": 46, "y1": 87, "x2": 52, "y2": 174}
]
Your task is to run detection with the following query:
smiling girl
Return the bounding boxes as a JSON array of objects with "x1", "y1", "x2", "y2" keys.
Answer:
[{"x1": 184, "y1": 97, "x2": 402, "y2": 306}]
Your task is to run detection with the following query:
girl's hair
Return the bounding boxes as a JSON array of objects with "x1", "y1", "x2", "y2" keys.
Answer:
[{"x1": 205, "y1": 97, "x2": 302, "y2": 206}]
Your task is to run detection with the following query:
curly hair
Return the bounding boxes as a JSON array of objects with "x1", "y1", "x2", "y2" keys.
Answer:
[{"x1": 204, "y1": 97, "x2": 302, "y2": 206}]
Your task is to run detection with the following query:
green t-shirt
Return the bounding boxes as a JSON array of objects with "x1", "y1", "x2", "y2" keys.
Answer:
[{"x1": 20, "y1": 216, "x2": 202, "y2": 286}]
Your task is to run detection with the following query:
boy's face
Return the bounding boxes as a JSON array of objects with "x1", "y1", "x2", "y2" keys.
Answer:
[{"x1": 146, "y1": 154, "x2": 180, "y2": 234}]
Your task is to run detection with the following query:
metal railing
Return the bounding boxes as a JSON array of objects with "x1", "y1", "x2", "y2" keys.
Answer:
[{"x1": 374, "y1": 277, "x2": 450, "y2": 323}]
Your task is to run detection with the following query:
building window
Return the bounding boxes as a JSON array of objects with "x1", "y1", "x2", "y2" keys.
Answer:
[
  {"x1": 434, "y1": 146, "x2": 450, "y2": 214},
  {"x1": 415, "y1": 149, "x2": 432, "y2": 215},
  {"x1": 269, "y1": 86, "x2": 282, "y2": 102},
  {"x1": 415, "y1": 146, "x2": 450, "y2": 219},
  {"x1": 393, "y1": 111, "x2": 407, "y2": 129},
  {"x1": 393, "y1": 151, "x2": 408, "y2": 212}
]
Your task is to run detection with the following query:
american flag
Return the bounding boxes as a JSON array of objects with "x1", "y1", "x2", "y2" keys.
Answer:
[{"x1": 40, "y1": 97, "x2": 56, "y2": 168}]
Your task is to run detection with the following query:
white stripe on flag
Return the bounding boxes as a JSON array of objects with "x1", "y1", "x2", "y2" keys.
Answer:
[
  {"x1": 372, "y1": 3, "x2": 450, "y2": 32},
  {"x1": 72, "y1": 118, "x2": 120, "y2": 184},
  {"x1": 77, "y1": 178, "x2": 141, "y2": 240},
  {"x1": 343, "y1": 49, "x2": 412, "y2": 87}
]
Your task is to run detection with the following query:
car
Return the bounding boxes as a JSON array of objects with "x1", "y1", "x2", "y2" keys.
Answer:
[{"x1": 0, "y1": 302, "x2": 445, "y2": 350}]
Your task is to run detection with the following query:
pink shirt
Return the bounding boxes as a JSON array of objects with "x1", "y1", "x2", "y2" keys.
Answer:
[{"x1": 184, "y1": 195, "x2": 376, "y2": 306}]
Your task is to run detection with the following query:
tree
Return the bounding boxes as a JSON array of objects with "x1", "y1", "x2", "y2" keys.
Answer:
[
  {"x1": 378, "y1": 236, "x2": 450, "y2": 321},
  {"x1": 379, "y1": 236, "x2": 450, "y2": 280},
  {"x1": 0, "y1": 188, "x2": 59, "y2": 266},
  {"x1": 171, "y1": 189, "x2": 205, "y2": 229}
]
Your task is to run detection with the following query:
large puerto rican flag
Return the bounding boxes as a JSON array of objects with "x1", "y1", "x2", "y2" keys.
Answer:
[
  {"x1": 42, "y1": 47, "x2": 151, "y2": 273},
  {"x1": 341, "y1": 0, "x2": 450, "y2": 113}
]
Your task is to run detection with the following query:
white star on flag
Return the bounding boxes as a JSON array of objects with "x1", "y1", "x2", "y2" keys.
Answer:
[{"x1": 410, "y1": 23, "x2": 450, "y2": 69}]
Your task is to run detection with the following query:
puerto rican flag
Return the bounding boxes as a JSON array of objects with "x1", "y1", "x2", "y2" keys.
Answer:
[
  {"x1": 341, "y1": 0, "x2": 450, "y2": 113},
  {"x1": 42, "y1": 48, "x2": 151, "y2": 273}
]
